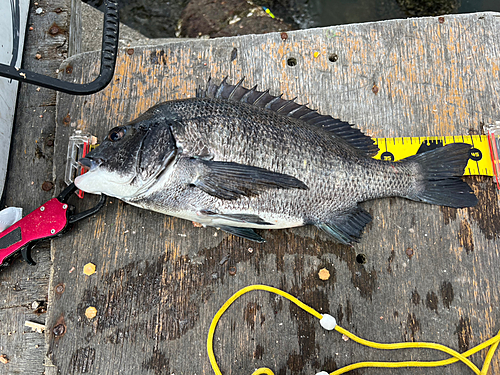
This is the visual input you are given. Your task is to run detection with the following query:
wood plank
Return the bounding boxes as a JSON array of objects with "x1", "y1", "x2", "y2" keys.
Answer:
[
  {"x1": 0, "y1": 1, "x2": 72, "y2": 374},
  {"x1": 48, "y1": 12, "x2": 500, "y2": 374}
]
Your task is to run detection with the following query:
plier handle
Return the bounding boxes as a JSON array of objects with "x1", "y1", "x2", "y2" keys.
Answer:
[{"x1": 0, "y1": 184, "x2": 106, "y2": 267}]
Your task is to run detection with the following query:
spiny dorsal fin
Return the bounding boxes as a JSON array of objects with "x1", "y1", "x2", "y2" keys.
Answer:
[{"x1": 197, "y1": 77, "x2": 379, "y2": 156}]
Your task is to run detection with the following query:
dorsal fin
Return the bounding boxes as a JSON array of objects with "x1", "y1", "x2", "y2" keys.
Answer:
[{"x1": 197, "y1": 77, "x2": 379, "y2": 156}]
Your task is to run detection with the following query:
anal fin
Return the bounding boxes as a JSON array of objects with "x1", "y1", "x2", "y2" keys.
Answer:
[
  {"x1": 316, "y1": 206, "x2": 372, "y2": 245},
  {"x1": 217, "y1": 225, "x2": 265, "y2": 243}
]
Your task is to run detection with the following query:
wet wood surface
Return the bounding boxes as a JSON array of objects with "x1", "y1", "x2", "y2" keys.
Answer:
[
  {"x1": 8, "y1": 11, "x2": 500, "y2": 375},
  {"x1": 0, "y1": 1, "x2": 71, "y2": 374}
]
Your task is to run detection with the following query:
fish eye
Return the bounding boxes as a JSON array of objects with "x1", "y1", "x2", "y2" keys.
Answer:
[{"x1": 108, "y1": 127, "x2": 126, "y2": 142}]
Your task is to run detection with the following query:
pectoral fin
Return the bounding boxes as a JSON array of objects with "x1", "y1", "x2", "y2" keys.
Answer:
[{"x1": 189, "y1": 158, "x2": 308, "y2": 200}]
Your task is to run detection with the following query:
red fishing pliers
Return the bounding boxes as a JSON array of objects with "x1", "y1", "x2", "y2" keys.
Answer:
[{"x1": 0, "y1": 183, "x2": 106, "y2": 267}]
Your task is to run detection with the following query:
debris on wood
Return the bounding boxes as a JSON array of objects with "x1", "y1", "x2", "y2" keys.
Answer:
[
  {"x1": 32, "y1": 300, "x2": 47, "y2": 314},
  {"x1": 25, "y1": 321, "x2": 45, "y2": 333},
  {"x1": 85, "y1": 306, "x2": 97, "y2": 319},
  {"x1": 0, "y1": 354, "x2": 9, "y2": 364},
  {"x1": 219, "y1": 254, "x2": 230, "y2": 265},
  {"x1": 318, "y1": 268, "x2": 331, "y2": 280},
  {"x1": 83, "y1": 262, "x2": 96, "y2": 276},
  {"x1": 406, "y1": 247, "x2": 414, "y2": 258}
]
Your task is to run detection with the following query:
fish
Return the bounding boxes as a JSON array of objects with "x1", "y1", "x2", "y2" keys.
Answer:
[{"x1": 74, "y1": 78, "x2": 478, "y2": 244}]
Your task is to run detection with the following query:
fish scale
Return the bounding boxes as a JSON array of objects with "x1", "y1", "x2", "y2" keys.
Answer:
[
  {"x1": 169, "y1": 99, "x2": 416, "y2": 204},
  {"x1": 75, "y1": 78, "x2": 477, "y2": 244}
]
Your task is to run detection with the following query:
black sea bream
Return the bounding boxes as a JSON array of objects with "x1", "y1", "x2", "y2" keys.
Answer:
[{"x1": 75, "y1": 78, "x2": 478, "y2": 243}]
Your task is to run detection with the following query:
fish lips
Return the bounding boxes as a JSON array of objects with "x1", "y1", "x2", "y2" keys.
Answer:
[
  {"x1": 75, "y1": 156, "x2": 140, "y2": 197},
  {"x1": 78, "y1": 157, "x2": 102, "y2": 172}
]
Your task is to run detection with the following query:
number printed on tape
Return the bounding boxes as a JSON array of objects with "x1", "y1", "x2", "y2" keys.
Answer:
[{"x1": 372, "y1": 135, "x2": 493, "y2": 176}]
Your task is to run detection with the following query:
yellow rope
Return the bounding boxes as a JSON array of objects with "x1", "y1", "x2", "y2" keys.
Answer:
[
  {"x1": 207, "y1": 285, "x2": 322, "y2": 375},
  {"x1": 481, "y1": 337, "x2": 500, "y2": 375},
  {"x1": 250, "y1": 368, "x2": 275, "y2": 375},
  {"x1": 207, "y1": 284, "x2": 500, "y2": 375},
  {"x1": 334, "y1": 325, "x2": 479, "y2": 373},
  {"x1": 330, "y1": 328, "x2": 500, "y2": 375}
]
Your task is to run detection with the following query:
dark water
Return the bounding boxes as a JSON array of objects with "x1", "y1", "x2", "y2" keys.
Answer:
[
  {"x1": 305, "y1": 0, "x2": 500, "y2": 29},
  {"x1": 90, "y1": 0, "x2": 500, "y2": 38}
]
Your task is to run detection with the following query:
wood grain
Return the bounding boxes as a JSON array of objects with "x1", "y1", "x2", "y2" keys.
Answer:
[
  {"x1": 0, "y1": 1, "x2": 71, "y2": 374},
  {"x1": 46, "y1": 12, "x2": 500, "y2": 375}
]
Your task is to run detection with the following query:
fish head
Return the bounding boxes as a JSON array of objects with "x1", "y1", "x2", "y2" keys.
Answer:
[{"x1": 75, "y1": 108, "x2": 177, "y2": 199}]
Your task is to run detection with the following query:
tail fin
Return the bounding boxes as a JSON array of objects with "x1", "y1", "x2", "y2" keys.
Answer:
[{"x1": 404, "y1": 143, "x2": 478, "y2": 208}]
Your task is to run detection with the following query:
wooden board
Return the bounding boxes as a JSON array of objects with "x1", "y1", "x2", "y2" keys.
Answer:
[
  {"x1": 47, "y1": 12, "x2": 500, "y2": 375},
  {"x1": 0, "y1": 1, "x2": 72, "y2": 374}
]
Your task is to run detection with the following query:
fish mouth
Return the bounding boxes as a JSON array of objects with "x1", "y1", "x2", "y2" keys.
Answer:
[{"x1": 79, "y1": 157, "x2": 102, "y2": 172}]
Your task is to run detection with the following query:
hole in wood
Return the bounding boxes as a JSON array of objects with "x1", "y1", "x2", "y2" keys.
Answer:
[
  {"x1": 329, "y1": 53, "x2": 338, "y2": 62},
  {"x1": 356, "y1": 254, "x2": 367, "y2": 264},
  {"x1": 287, "y1": 57, "x2": 297, "y2": 67}
]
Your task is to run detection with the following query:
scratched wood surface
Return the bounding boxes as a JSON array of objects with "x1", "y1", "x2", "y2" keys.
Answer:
[
  {"x1": 0, "y1": 1, "x2": 71, "y2": 374},
  {"x1": 46, "y1": 12, "x2": 500, "y2": 375}
]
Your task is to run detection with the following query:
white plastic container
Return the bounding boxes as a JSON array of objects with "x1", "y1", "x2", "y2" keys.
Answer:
[{"x1": 0, "y1": 0, "x2": 30, "y2": 198}]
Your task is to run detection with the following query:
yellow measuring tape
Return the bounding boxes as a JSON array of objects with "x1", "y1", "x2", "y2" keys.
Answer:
[
  {"x1": 372, "y1": 135, "x2": 493, "y2": 176},
  {"x1": 208, "y1": 285, "x2": 500, "y2": 375}
]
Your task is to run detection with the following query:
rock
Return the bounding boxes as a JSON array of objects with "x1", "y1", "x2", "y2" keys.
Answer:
[{"x1": 178, "y1": 0, "x2": 295, "y2": 38}]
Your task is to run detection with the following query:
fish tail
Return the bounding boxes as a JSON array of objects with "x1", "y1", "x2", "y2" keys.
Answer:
[{"x1": 404, "y1": 143, "x2": 478, "y2": 208}]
